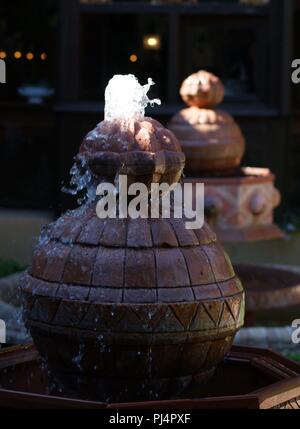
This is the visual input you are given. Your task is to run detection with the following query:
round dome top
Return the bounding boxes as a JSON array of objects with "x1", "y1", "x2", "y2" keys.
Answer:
[
  {"x1": 78, "y1": 118, "x2": 185, "y2": 187},
  {"x1": 80, "y1": 118, "x2": 181, "y2": 155},
  {"x1": 180, "y1": 70, "x2": 225, "y2": 108},
  {"x1": 169, "y1": 107, "x2": 246, "y2": 147},
  {"x1": 168, "y1": 107, "x2": 246, "y2": 176},
  {"x1": 24, "y1": 205, "x2": 242, "y2": 305}
]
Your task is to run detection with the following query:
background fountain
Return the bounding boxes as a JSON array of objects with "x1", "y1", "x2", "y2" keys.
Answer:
[
  {"x1": 169, "y1": 70, "x2": 300, "y2": 337},
  {"x1": 169, "y1": 70, "x2": 283, "y2": 243}
]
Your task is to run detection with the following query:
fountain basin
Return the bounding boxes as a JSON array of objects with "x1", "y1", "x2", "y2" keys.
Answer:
[
  {"x1": 236, "y1": 264, "x2": 300, "y2": 312},
  {"x1": 1, "y1": 344, "x2": 300, "y2": 409},
  {"x1": 184, "y1": 167, "x2": 283, "y2": 242},
  {"x1": 234, "y1": 264, "x2": 300, "y2": 327}
]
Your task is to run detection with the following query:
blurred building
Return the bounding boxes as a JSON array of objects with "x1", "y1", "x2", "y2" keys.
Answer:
[{"x1": 0, "y1": 0, "x2": 298, "y2": 262}]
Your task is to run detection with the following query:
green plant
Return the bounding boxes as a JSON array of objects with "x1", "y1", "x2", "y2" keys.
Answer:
[
  {"x1": 0, "y1": 259, "x2": 26, "y2": 278},
  {"x1": 279, "y1": 208, "x2": 300, "y2": 233},
  {"x1": 286, "y1": 352, "x2": 300, "y2": 363}
]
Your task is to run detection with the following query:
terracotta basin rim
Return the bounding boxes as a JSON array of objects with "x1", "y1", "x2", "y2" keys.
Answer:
[{"x1": 185, "y1": 167, "x2": 275, "y2": 185}]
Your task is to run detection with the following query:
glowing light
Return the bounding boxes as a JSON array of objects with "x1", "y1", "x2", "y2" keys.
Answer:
[
  {"x1": 26, "y1": 52, "x2": 34, "y2": 61},
  {"x1": 104, "y1": 74, "x2": 161, "y2": 122},
  {"x1": 143, "y1": 35, "x2": 161, "y2": 51},
  {"x1": 0, "y1": 51, "x2": 6, "y2": 59},
  {"x1": 148, "y1": 38, "x2": 157, "y2": 47},
  {"x1": 14, "y1": 51, "x2": 22, "y2": 59},
  {"x1": 129, "y1": 54, "x2": 138, "y2": 63},
  {"x1": 40, "y1": 53, "x2": 47, "y2": 61}
]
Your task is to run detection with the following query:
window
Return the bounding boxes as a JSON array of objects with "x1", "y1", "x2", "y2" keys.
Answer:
[{"x1": 80, "y1": 13, "x2": 169, "y2": 102}]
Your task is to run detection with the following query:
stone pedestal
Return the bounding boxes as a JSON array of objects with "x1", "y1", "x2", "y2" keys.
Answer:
[{"x1": 184, "y1": 167, "x2": 283, "y2": 242}]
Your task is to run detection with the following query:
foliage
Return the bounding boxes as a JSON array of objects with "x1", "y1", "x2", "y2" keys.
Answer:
[
  {"x1": 286, "y1": 352, "x2": 300, "y2": 363},
  {"x1": 0, "y1": 259, "x2": 26, "y2": 279},
  {"x1": 279, "y1": 208, "x2": 300, "y2": 233}
]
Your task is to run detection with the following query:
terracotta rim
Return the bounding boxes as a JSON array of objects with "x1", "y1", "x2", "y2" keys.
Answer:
[
  {"x1": 235, "y1": 264, "x2": 300, "y2": 311},
  {"x1": 184, "y1": 168, "x2": 275, "y2": 185}
]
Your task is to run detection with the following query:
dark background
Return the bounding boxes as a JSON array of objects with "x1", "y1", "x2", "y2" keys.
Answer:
[{"x1": 0, "y1": 0, "x2": 299, "y2": 219}]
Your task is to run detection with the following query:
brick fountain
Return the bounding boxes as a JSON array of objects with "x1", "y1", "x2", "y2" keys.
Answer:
[
  {"x1": 18, "y1": 75, "x2": 245, "y2": 402},
  {"x1": 0, "y1": 75, "x2": 299, "y2": 408}
]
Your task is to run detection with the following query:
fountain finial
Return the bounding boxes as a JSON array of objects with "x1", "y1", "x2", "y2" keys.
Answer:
[{"x1": 104, "y1": 74, "x2": 161, "y2": 122}]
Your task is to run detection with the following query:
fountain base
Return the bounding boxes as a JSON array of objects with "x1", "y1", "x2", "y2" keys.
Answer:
[
  {"x1": 28, "y1": 323, "x2": 231, "y2": 403},
  {"x1": 48, "y1": 368, "x2": 215, "y2": 403},
  {"x1": 1, "y1": 344, "x2": 300, "y2": 409},
  {"x1": 184, "y1": 167, "x2": 283, "y2": 242}
]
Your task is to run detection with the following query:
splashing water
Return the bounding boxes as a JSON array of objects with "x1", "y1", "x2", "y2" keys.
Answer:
[
  {"x1": 104, "y1": 74, "x2": 161, "y2": 122},
  {"x1": 62, "y1": 158, "x2": 91, "y2": 195},
  {"x1": 62, "y1": 75, "x2": 162, "y2": 205},
  {"x1": 38, "y1": 224, "x2": 51, "y2": 247},
  {"x1": 62, "y1": 157, "x2": 95, "y2": 204},
  {"x1": 72, "y1": 343, "x2": 85, "y2": 372}
]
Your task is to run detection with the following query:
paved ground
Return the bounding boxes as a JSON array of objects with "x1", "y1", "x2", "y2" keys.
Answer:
[{"x1": 234, "y1": 327, "x2": 300, "y2": 356}]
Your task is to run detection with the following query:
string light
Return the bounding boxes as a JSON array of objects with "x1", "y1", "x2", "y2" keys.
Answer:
[
  {"x1": 26, "y1": 52, "x2": 34, "y2": 61},
  {"x1": 143, "y1": 35, "x2": 161, "y2": 51},
  {"x1": 129, "y1": 54, "x2": 138, "y2": 63},
  {"x1": 7, "y1": 51, "x2": 47, "y2": 61}
]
